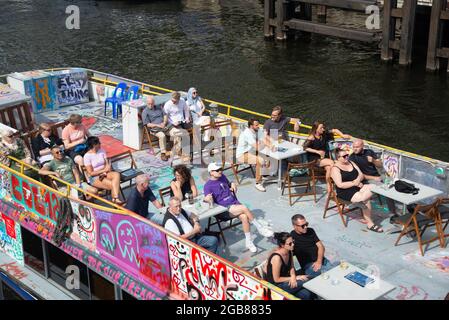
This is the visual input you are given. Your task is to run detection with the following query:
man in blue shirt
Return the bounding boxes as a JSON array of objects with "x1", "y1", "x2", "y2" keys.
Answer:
[{"x1": 125, "y1": 174, "x2": 163, "y2": 219}]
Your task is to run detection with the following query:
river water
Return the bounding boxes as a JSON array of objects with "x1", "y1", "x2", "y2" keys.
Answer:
[{"x1": 1, "y1": 0, "x2": 448, "y2": 161}]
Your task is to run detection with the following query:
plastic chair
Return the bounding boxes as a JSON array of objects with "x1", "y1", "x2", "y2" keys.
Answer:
[
  {"x1": 126, "y1": 85, "x2": 140, "y2": 101},
  {"x1": 104, "y1": 82, "x2": 127, "y2": 119}
]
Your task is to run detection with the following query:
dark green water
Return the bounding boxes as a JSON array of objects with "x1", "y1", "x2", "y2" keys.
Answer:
[{"x1": 1, "y1": 0, "x2": 448, "y2": 161}]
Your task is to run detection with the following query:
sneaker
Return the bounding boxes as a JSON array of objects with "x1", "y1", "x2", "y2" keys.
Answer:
[
  {"x1": 255, "y1": 183, "x2": 266, "y2": 192},
  {"x1": 160, "y1": 153, "x2": 169, "y2": 161},
  {"x1": 246, "y1": 240, "x2": 257, "y2": 253},
  {"x1": 257, "y1": 226, "x2": 274, "y2": 238}
]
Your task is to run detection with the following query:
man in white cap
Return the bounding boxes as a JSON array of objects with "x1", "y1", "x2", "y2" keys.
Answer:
[{"x1": 203, "y1": 162, "x2": 273, "y2": 253}]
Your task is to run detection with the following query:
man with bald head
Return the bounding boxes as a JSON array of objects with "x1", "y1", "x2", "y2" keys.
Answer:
[
  {"x1": 349, "y1": 139, "x2": 383, "y2": 181},
  {"x1": 141, "y1": 95, "x2": 170, "y2": 161},
  {"x1": 125, "y1": 174, "x2": 163, "y2": 219}
]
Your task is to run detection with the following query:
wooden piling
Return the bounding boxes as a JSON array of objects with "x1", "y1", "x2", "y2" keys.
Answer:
[
  {"x1": 426, "y1": 0, "x2": 447, "y2": 71},
  {"x1": 264, "y1": 0, "x2": 275, "y2": 38},
  {"x1": 381, "y1": 0, "x2": 397, "y2": 61},
  {"x1": 276, "y1": 0, "x2": 287, "y2": 40},
  {"x1": 399, "y1": 0, "x2": 418, "y2": 65}
]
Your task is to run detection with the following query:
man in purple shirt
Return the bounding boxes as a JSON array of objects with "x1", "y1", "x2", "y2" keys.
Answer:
[{"x1": 204, "y1": 163, "x2": 273, "y2": 253}]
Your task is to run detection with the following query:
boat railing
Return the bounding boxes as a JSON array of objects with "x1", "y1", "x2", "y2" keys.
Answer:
[{"x1": 0, "y1": 156, "x2": 294, "y2": 300}]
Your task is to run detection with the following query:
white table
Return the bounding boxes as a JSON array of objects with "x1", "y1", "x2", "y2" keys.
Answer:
[
  {"x1": 303, "y1": 263, "x2": 396, "y2": 300},
  {"x1": 259, "y1": 139, "x2": 306, "y2": 189},
  {"x1": 370, "y1": 178, "x2": 443, "y2": 214},
  {"x1": 153, "y1": 195, "x2": 228, "y2": 225}
]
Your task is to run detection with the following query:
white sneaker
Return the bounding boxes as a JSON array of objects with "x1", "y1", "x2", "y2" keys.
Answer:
[
  {"x1": 257, "y1": 226, "x2": 274, "y2": 238},
  {"x1": 255, "y1": 183, "x2": 266, "y2": 192},
  {"x1": 246, "y1": 240, "x2": 257, "y2": 253}
]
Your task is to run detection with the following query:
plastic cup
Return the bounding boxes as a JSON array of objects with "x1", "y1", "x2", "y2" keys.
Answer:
[{"x1": 340, "y1": 260, "x2": 349, "y2": 270}]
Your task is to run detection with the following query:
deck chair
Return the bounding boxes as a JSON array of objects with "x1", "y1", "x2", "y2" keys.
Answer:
[
  {"x1": 436, "y1": 198, "x2": 449, "y2": 246},
  {"x1": 110, "y1": 150, "x2": 143, "y2": 189},
  {"x1": 158, "y1": 186, "x2": 173, "y2": 207},
  {"x1": 104, "y1": 82, "x2": 127, "y2": 118},
  {"x1": 323, "y1": 177, "x2": 363, "y2": 227},
  {"x1": 394, "y1": 199, "x2": 442, "y2": 256},
  {"x1": 281, "y1": 160, "x2": 319, "y2": 206},
  {"x1": 253, "y1": 261, "x2": 267, "y2": 280}
]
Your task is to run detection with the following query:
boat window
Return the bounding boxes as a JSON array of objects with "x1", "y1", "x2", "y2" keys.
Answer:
[
  {"x1": 88, "y1": 269, "x2": 115, "y2": 300},
  {"x1": 122, "y1": 290, "x2": 138, "y2": 300},
  {"x1": 0, "y1": 280, "x2": 24, "y2": 300},
  {"x1": 21, "y1": 227, "x2": 45, "y2": 276},
  {"x1": 47, "y1": 242, "x2": 90, "y2": 299}
]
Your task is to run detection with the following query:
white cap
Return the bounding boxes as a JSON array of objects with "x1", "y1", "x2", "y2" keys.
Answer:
[{"x1": 207, "y1": 162, "x2": 222, "y2": 173}]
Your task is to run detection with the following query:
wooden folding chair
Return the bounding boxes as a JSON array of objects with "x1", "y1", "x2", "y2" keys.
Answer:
[
  {"x1": 110, "y1": 150, "x2": 143, "y2": 190},
  {"x1": 158, "y1": 186, "x2": 173, "y2": 207},
  {"x1": 394, "y1": 199, "x2": 442, "y2": 256},
  {"x1": 140, "y1": 125, "x2": 161, "y2": 153},
  {"x1": 436, "y1": 197, "x2": 449, "y2": 246},
  {"x1": 281, "y1": 160, "x2": 319, "y2": 206},
  {"x1": 253, "y1": 261, "x2": 267, "y2": 280},
  {"x1": 206, "y1": 211, "x2": 242, "y2": 245},
  {"x1": 323, "y1": 177, "x2": 363, "y2": 227}
]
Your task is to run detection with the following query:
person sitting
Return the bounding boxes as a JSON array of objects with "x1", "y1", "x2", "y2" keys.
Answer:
[
  {"x1": 83, "y1": 136, "x2": 123, "y2": 205},
  {"x1": 266, "y1": 232, "x2": 313, "y2": 300},
  {"x1": 349, "y1": 139, "x2": 383, "y2": 181},
  {"x1": 0, "y1": 129, "x2": 39, "y2": 180},
  {"x1": 170, "y1": 165, "x2": 198, "y2": 201},
  {"x1": 38, "y1": 146, "x2": 97, "y2": 197},
  {"x1": 185, "y1": 87, "x2": 211, "y2": 142},
  {"x1": 62, "y1": 114, "x2": 91, "y2": 166},
  {"x1": 203, "y1": 162, "x2": 273, "y2": 253},
  {"x1": 290, "y1": 214, "x2": 334, "y2": 278},
  {"x1": 125, "y1": 174, "x2": 163, "y2": 219},
  {"x1": 163, "y1": 91, "x2": 191, "y2": 158},
  {"x1": 141, "y1": 95, "x2": 170, "y2": 161},
  {"x1": 31, "y1": 123, "x2": 64, "y2": 165},
  {"x1": 163, "y1": 196, "x2": 219, "y2": 255},
  {"x1": 236, "y1": 118, "x2": 268, "y2": 192},
  {"x1": 330, "y1": 148, "x2": 383, "y2": 233},
  {"x1": 303, "y1": 121, "x2": 351, "y2": 190}
]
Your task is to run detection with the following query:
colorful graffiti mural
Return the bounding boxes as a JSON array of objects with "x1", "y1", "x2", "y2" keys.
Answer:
[
  {"x1": 383, "y1": 152, "x2": 399, "y2": 179},
  {"x1": 167, "y1": 237, "x2": 287, "y2": 300},
  {"x1": 10, "y1": 173, "x2": 61, "y2": 223},
  {"x1": 70, "y1": 200, "x2": 96, "y2": 252},
  {"x1": 27, "y1": 77, "x2": 57, "y2": 113},
  {"x1": 95, "y1": 209, "x2": 171, "y2": 294},
  {"x1": 54, "y1": 70, "x2": 89, "y2": 106},
  {"x1": 0, "y1": 213, "x2": 24, "y2": 264},
  {"x1": 0, "y1": 168, "x2": 11, "y2": 200}
]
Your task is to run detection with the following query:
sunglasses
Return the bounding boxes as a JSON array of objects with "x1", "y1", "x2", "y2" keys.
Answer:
[
  {"x1": 340, "y1": 154, "x2": 349, "y2": 159},
  {"x1": 43, "y1": 128, "x2": 51, "y2": 132},
  {"x1": 286, "y1": 240, "x2": 295, "y2": 246},
  {"x1": 213, "y1": 168, "x2": 223, "y2": 172},
  {"x1": 54, "y1": 150, "x2": 62, "y2": 155},
  {"x1": 192, "y1": 92, "x2": 197, "y2": 94},
  {"x1": 295, "y1": 222, "x2": 309, "y2": 228}
]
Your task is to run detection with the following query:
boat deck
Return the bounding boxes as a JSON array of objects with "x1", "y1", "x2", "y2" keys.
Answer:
[{"x1": 35, "y1": 102, "x2": 449, "y2": 300}]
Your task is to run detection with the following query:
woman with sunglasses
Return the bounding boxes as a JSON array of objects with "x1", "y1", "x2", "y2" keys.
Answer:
[
  {"x1": 330, "y1": 148, "x2": 383, "y2": 233},
  {"x1": 303, "y1": 121, "x2": 351, "y2": 191},
  {"x1": 266, "y1": 232, "x2": 313, "y2": 300},
  {"x1": 185, "y1": 87, "x2": 212, "y2": 141},
  {"x1": 31, "y1": 123, "x2": 64, "y2": 165},
  {"x1": 83, "y1": 136, "x2": 123, "y2": 205},
  {"x1": 0, "y1": 129, "x2": 39, "y2": 180}
]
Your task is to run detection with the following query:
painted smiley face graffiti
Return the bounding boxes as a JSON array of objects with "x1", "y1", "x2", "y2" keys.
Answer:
[{"x1": 116, "y1": 220, "x2": 140, "y2": 268}]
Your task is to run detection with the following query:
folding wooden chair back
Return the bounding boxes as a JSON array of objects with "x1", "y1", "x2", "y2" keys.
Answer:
[
  {"x1": 253, "y1": 261, "x2": 267, "y2": 280},
  {"x1": 110, "y1": 150, "x2": 143, "y2": 190},
  {"x1": 158, "y1": 186, "x2": 173, "y2": 207},
  {"x1": 140, "y1": 125, "x2": 160, "y2": 153},
  {"x1": 394, "y1": 199, "x2": 441, "y2": 256},
  {"x1": 0, "y1": 102, "x2": 35, "y2": 133},
  {"x1": 281, "y1": 160, "x2": 319, "y2": 206},
  {"x1": 323, "y1": 177, "x2": 363, "y2": 227},
  {"x1": 436, "y1": 197, "x2": 449, "y2": 246}
]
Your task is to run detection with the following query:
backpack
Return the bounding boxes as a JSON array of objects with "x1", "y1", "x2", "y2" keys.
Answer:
[{"x1": 394, "y1": 180, "x2": 419, "y2": 195}]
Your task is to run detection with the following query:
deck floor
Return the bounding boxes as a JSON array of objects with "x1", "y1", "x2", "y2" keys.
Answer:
[{"x1": 36, "y1": 103, "x2": 449, "y2": 300}]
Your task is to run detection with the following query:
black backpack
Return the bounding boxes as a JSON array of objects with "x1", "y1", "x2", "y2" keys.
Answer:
[{"x1": 394, "y1": 180, "x2": 419, "y2": 195}]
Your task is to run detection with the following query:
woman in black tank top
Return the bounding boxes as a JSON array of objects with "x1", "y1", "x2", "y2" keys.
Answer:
[
  {"x1": 330, "y1": 148, "x2": 384, "y2": 233},
  {"x1": 266, "y1": 232, "x2": 314, "y2": 299},
  {"x1": 303, "y1": 121, "x2": 351, "y2": 192},
  {"x1": 170, "y1": 165, "x2": 198, "y2": 200}
]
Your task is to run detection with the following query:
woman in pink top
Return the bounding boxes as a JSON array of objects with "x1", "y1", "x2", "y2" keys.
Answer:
[
  {"x1": 83, "y1": 136, "x2": 123, "y2": 205},
  {"x1": 62, "y1": 114, "x2": 90, "y2": 166}
]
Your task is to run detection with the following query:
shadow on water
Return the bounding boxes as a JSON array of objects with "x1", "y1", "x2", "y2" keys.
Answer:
[{"x1": 0, "y1": 0, "x2": 448, "y2": 161}]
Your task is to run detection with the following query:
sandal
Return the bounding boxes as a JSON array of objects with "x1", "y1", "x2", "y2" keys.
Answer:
[
  {"x1": 112, "y1": 198, "x2": 125, "y2": 206},
  {"x1": 367, "y1": 224, "x2": 383, "y2": 233}
]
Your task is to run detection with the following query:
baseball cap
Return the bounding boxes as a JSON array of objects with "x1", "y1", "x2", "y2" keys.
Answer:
[{"x1": 207, "y1": 163, "x2": 222, "y2": 173}]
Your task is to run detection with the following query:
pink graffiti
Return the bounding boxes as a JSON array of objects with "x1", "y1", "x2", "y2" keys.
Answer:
[{"x1": 395, "y1": 285, "x2": 429, "y2": 300}]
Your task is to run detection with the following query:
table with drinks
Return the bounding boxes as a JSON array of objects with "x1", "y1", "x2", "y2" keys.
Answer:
[
  {"x1": 153, "y1": 194, "x2": 228, "y2": 225},
  {"x1": 259, "y1": 138, "x2": 306, "y2": 189},
  {"x1": 303, "y1": 261, "x2": 396, "y2": 300},
  {"x1": 370, "y1": 178, "x2": 444, "y2": 214}
]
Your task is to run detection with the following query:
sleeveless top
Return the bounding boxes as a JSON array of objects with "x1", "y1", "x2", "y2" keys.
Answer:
[
  {"x1": 170, "y1": 178, "x2": 193, "y2": 200},
  {"x1": 335, "y1": 162, "x2": 361, "y2": 201},
  {"x1": 304, "y1": 131, "x2": 333, "y2": 162},
  {"x1": 266, "y1": 252, "x2": 292, "y2": 285}
]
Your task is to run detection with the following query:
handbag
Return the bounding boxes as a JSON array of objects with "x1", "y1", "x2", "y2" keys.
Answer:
[
  {"x1": 394, "y1": 180, "x2": 419, "y2": 195},
  {"x1": 73, "y1": 143, "x2": 87, "y2": 153}
]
